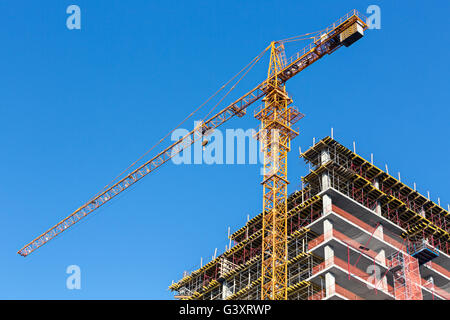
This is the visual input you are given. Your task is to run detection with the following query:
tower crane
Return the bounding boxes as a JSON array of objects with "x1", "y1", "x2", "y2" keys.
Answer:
[{"x1": 18, "y1": 10, "x2": 368, "y2": 300}]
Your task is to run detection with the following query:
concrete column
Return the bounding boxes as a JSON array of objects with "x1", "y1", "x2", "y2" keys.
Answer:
[
  {"x1": 222, "y1": 281, "x2": 233, "y2": 300},
  {"x1": 375, "y1": 249, "x2": 386, "y2": 266},
  {"x1": 378, "y1": 275, "x2": 388, "y2": 292},
  {"x1": 320, "y1": 148, "x2": 331, "y2": 191},
  {"x1": 325, "y1": 272, "x2": 336, "y2": 297},
  {"x1": 324, "y1": 244, "x2": 334, "y2": 260},
  {"x1": 373, "y1": 178, "x2": 382, "y2": 216},
  {"x1": 324, "y1": 220, "x2": 333, "y2": 241},
  {"x1": 419, "y1": 207, "x2": 426, "y2": 218},
  {"x1": 425, "y1": 276, "x2": 434, "y2": 293},
  {"x1": 373, "y1": 249, "x2": 388, "y2": 292},
  {"x1": 374, "y1": 224, "x2": 383, "y2": 240},
  {"x1": 321, "y1": 171, "x2": 331, "y2": 191},
  {"x1": 320, "y1": 148, "x2": 330, "y2": 164},
  {"x1": 323, "y1": 244, "x2": 335, "y2": 297},
  {"x1": 375, "y1": 203, "x2": 382, "y2": 216},
  {"x1": 322, "y1": 194, "x2": 332, "y2": 215},
  {"x1": 373, "y1": 179, "x2": 380, "y2": 189}
]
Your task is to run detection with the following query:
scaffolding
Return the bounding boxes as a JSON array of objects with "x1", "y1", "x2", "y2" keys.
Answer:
[
  {"x1": 170, "y1": 136, "x2": 449, "y2": 300},
  {"x1": 388, "y1": 251, "x2": 423, "y2": 300},
  {"x1": 301, "y1": 136, "x2": 449, "y2": 255},
  {"x1": 169, "y1": 219, "x2": 323, "y2": 300}
]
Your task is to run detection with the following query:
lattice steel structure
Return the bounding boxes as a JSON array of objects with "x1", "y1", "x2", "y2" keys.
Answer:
[
  {"x1": 19, "y1": 9, "x2": 375, "y2": 301},
  {"x1": 255, "y1": 41, "x2": 303, "y2": 300}
]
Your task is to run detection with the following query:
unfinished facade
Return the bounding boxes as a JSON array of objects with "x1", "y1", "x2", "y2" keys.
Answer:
[{"x1": 169, "y1": 137, "x2": 450, "y2": 300}]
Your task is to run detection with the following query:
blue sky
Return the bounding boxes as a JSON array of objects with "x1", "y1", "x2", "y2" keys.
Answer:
[{"x1": 1, "y1": 1, "x2": 448, "y2": 299}]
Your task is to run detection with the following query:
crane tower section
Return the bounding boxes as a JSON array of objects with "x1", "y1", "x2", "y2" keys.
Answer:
[{"x1": 255, "y1": 42, "x2": 304, "y2": 299}]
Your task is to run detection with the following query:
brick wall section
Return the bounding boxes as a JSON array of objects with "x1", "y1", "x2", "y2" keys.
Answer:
[
  {"x1": 331, "y1": 204, "x2": 406, "y2": 252},
  {"x1": 312, "y1": 256, "x2": 394, "y2": 295}
]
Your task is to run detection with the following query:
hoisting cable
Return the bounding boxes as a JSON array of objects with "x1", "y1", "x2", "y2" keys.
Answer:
[{"x1": 83, "y1": 45, "x2": 272, "y2": 204}]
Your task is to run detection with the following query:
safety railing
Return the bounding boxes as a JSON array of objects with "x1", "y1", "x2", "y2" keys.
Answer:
[
  {"x1": 285, "y1": 9, "x2": 367, "y2": 67},
  {"x1": 407, "y1": 240, "x2": 440, "y2": 257}
]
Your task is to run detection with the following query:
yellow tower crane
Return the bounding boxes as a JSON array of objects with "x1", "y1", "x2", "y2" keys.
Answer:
[{"x1": 18, "y1": 10, "x2": 368, "y2": 300}]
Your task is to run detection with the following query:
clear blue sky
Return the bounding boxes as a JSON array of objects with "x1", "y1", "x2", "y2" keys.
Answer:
[{"x1": 1, "y1": 1, "x2": 449, "y2": 299}]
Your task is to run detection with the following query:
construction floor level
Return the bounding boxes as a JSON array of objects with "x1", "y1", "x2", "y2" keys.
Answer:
[{"x1": 169, "y1": 136, "x2": 450, "y2": 300}]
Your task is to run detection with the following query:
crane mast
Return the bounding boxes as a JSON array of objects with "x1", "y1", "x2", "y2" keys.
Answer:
[
  {"x1": 256, "y1": 42, "x2": 302, "y2": 300},
  {"x1": 18, "y1": 9, "x2": 368, "y2": 300}
]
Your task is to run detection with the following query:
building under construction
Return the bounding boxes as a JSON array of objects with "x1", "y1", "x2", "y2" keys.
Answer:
[
  {"x1": 169, "y1": 137, "x2": 450, "y2": 300},
  {"x1": 13, "y1": 9, "x2": 448, "y2": 301}
]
